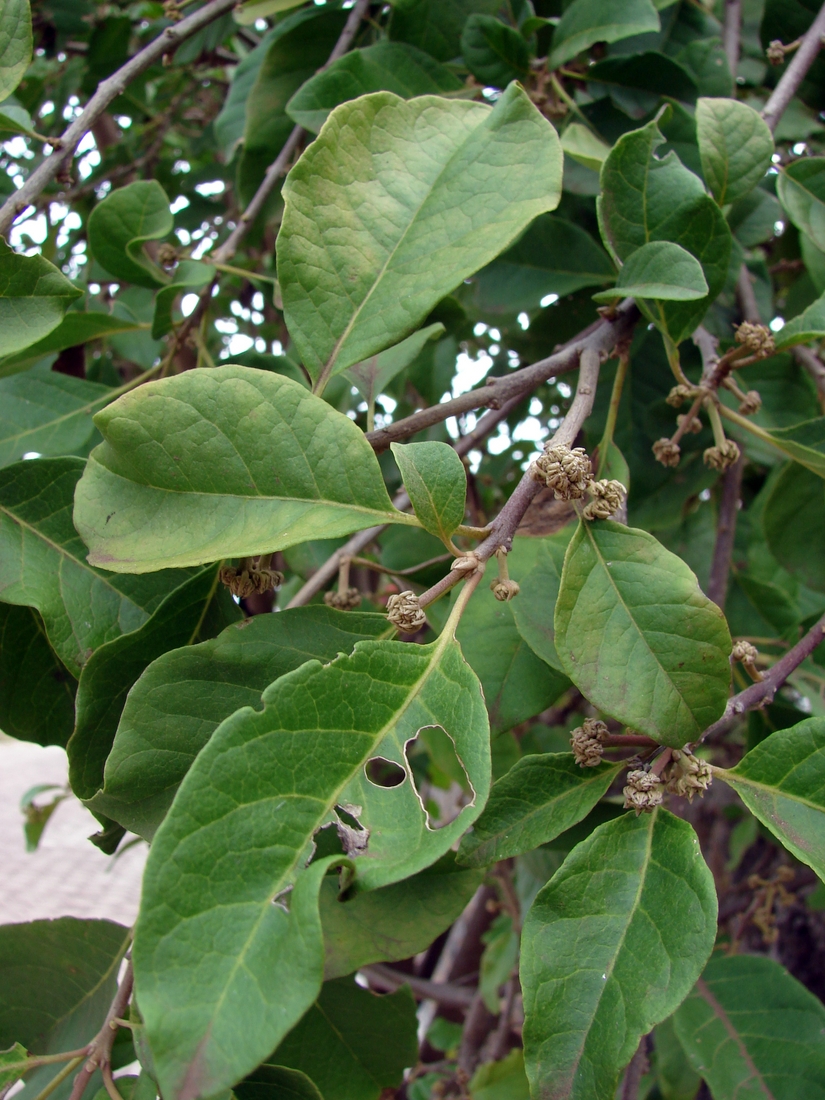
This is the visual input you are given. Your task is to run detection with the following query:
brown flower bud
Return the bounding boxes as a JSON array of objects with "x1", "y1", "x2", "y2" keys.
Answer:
[
  {"x1": 666, "y1": 384, "x2": 695, "y2": 408},
  {"x1": 653, "y1": 438, "x2": 681, "y2": 467},
  {"x1": 386, "y1": 591, "x2": 427, "y2": 634},
  {"x1": 571, "y1": 718, "x2": 609, "y2": 767},
  {"x1": 531, "y1": 444, "x2": 592, "y2": 499},
  {"x1": 663, "y1": 749, "x2": 713, "y2": 803},
  {"x1": 491, "y1": 579, "x2": 520, "y2": 602},
  {"x1": 766, "y1": 39, "x2": 787, "y2": 64},
  {"x1": 623, "y1": 769, "x2": 665, "y2": 814},
  {"x1": 735, "y1": 321, "x2": 775, "y2": 358},
  {"x1": 582, "y1": 479, "x2": 627, "y2": 521},
  {"x1": 704, "y1": 439, "x2": 740, "y2": 471},
  {"x1": 732, "y1": 640, "x2": 759, "y2": 664},
  {"x1": 220, "y1": 565, "x2": 283, "y2": 598},
  {"x1": 450, "y1": 552, "x2": 481, "y2": 575},
  {"x1": 677, "y1": 413, "x2": 703, "y2": 435},
  {"x1": 324, "y1": 586, "x2": 362, "y2": 611},
  {"x1": 738, "y1": 390, "x2": 762, "y2": 416}
]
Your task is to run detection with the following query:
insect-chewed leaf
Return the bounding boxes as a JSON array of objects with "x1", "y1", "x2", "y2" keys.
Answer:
[
  {"x1": 391, "y1": 441, "x2": 467, "y2": 542},
  {"x1": 719, "y1": 717, "x2": 825, "y2": 880},
  {"x1": 674, "y1": 954, "x2": 825, "y2": 1098},
  {"x1": 73, "y1": 366, "x2": 410, "y2": 573},
  {"x1": 277, "y1": 84, "x2": 562, "y2": 387},
  {"x1": 88, "y1": 607, "x2": 392, "y2": 839},
  {"x1": 521, "y1": 810, "x2": 717, "y2": 1100},
  {"x1": 554, "y1": 521, "x2": 731, "y2": 746},
  {"x1": 132, "y1": 622, "x2": 490, "y2": 1100}
]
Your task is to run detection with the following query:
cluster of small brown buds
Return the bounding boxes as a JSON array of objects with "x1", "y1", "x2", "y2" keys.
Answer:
[
  {"x1": 732, "y1": 639, "x2": 763, "y2": 681},
  {"x1": 704, "y1": 439, "x2": 741, "y2": 471},
  {"x1": 677, "y1": 413, "x2": 703, "y2": 435},
  {"x1": 623, "y1": 769, "x2": 664, "y2": 814},
  {"x1": 157, "y1": 243, "x2": 179, "y2": 269},
  {"x1": 653, "y1": 438, "x2": 681, "y2": 467},
  {"x1": 571, "y1": 718, "x2": 610, "y2": 767},
  {"x1": 163, "y1": 0, "x2": 183, "y2": 21},
  {"x1": 582, "y1": 479, "x2": 627, "y2": 521},
  {"x1": 491, "y1": 579, "x2": 520, "y2": 602},
  {"x1": 450, "y1": 551, "x2": 482, "y2": 575},
  {"x1": 662, "y1": 749, "x2": 713, "y2": 802},
  {"x1": 735, "y1": 321, "x2": 775, "y2": 358},
  {"x1": 666, "y1": 384, "x2": 695, "y2": 408},
  {"x1": 531, "y1": 444, "x2": 592, "y2": 500},
  {"x1": 219, "y1": 564, "x2": 284, "y2": 599},
  {"x1": 738, "y1": 390, "x2": 762, "y2": 416},
  {"x1": 324, "y1": 587, "x2": 361, "y2": 611},
  {"x1": 386, "y1": 591, "x2": 427, "y2": 634}
]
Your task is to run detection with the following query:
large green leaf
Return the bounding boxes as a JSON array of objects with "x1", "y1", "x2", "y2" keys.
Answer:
[
  {"x1": 653, "y1": 1016, "x2": 701, "y2": 1100},
  {"x1": 68, "y1": 565, "x2": 239, "y2": 802},
  {"x1": 598, "y1": 116, "x2": 732, "y2": 345},
  {"x1": 549, "y1": 0, "x2": 661, "y2": 69},
  {"x1": 674, "y1": 954, "x2": 825, "y2": 1099},
  {"x1": 587, "y1": 52, "x2": 698, "y2": 105},
  {"x1": 267, "y1": 979, "x2": 418, "y2": 1100},
  {"x1": 592, "y1": 241, "x2": 708, "y2": 304},
  {"x1": 0, "y1": 312, "x2": 145, "y2": 380},
  {"x1": 0, "y1": 457, "x2": 189, "y2": 676},
  {"x1": 763, "y1": 463, "x2": 825, "y2": 591},
  {"x1": 472, "y1": 215, "x2": 614, "y2": 314},
  {"x1": 0, "y1": 602, "x2": 75, "y2": 747},
  {"x1": 278, "y1": 84, "x2": 563, "y2": 388},
  {"x1": 0, "y1": 240, "x2": 83, "y2": 358},
  {"x1": 0, "y1": 919, "x2": 130, "y2": 1100},
  {"x1": 391, "y1": 441, "x2": 466, "y2": 542},
  {"x1": 388, "y1": 0, "x2": 500, "y2": 62},
  {"x1": 510, "y1": 531, "x2": 573, "y2": 673},
  {"x1": 73, "y1": 367, "x2": 409, "y2": 574},
  {"x1": 132, "y1": 621, "x2": 490, "y2": 1100},
  {"x1": 320, "y1": 853, "x2": 481, "y2": 979},
  {"x1": 777, "y1": 156, "x2": 825, "y2": 253},
  {"x1": 346, "y1": 322, "x2": 444, "y2": 407},
  {"x1": 87, "y1": 181, "x2": 172, "y2": 289},
  {"x1": 458, "y1": 753, "x2": 623, "y2": 868},
  {"x1": 762, "y1": 417, "x2": 825, "y2": 477},
  {"x1": 214, "y1": 23, "x2": 277, "y2": 159},
  {"x1": 775, "y1": 289, "x2": 825, "y2": 350},
  {"x1": 455, "y1": 569, "x2": 571, "y2": 736},
  {"x1": 0, "y1": 0, "x2": 31, "y2": 101},
  {"x1": 696, "y1": 98, "x2": 774, "y2": 207},
  {"x1": 521, "y1": 810, "x2": 717, "y2": 1100},
  {"x1": 460, "y1": 14, "x2": 529, "y2": 87},
  {"x1": 286, "y1": 42, "x2": 462, "y2": 134},
  {"x1": 88, "y1": 607, "x2": 391, "y2": 838},
  {"x1": 554, "y1": 521, "x2": 731, "y2": 747},
  {"x1": 0, "y1": 366, "x2": 112, "y2": 467},
  {"x1": 719, "y1": 717, "x2": 825, "y2": 881}
]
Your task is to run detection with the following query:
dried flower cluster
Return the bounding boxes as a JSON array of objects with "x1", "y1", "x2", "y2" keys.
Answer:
[
  {"x1": 386, "y1": 590, "x2": 427, "y2": 633},
  {"x1": 531, "y1": 444, "x2": 626, "y2": 520},
  {"x1": 571, "y1": 718, "x2": 610, "y2": 767}
]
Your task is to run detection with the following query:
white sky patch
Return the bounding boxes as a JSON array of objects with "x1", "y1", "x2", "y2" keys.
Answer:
[
  {"x1": 769, "y1": 316, "x2": 785, "y2": 332},
  {"x1": 452, "y1": 351, "x2": 492, "y2": 396}
]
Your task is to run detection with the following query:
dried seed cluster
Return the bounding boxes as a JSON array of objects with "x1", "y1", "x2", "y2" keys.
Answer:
[
  {"x1": 324, "y1": 587, "x2": 362, "y2": 611},
  {"x1": 571, "y1": 718, "x2": 610, "y2": 767},
  {"x1": 531, "y1": 443, "x2": 626, "y2": 520},
  {"x1": 623, "y1": 769, "x2": 664, "y2": 814},
  {"x1": 219, "y1": 564, "x2": 283, "y2": 598},
  {"x1": 662, "y1": 749, "x2": 713, "y2": 802},
  {"x1": 704, "y1": 439, "x2": 741, "y2": 471}
]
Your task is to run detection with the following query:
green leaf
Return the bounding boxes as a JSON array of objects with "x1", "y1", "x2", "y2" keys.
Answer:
[
  {"x1": 235, "y1": 1067, "x2": 322, "y2": 1100},
  {"x1": 775, "y1": 289, "x2": 825, "y2": 350},
  {"x1": 777, "y1": 156, "x2": 825, "y2": 253},
  {"x1": 561, "y1": 124, "x2": 611, "y2": 175},
  {"x1": 132, "y1": 623, "x2": 490, "y2": 1100},
  {"x1": 346, "y1": 322, "x2": 444, "y2": 407},
  {"x1": 87, "y1": 181, "x2": 173, "y2": 289},
  {"x1": 676, "y1": 38, "x2": 733, "y2": 98},
  {"x1": 388, "y1": 0, "x2": 501, "y2": 62},
  {"x1": 0, "y1": 239, "x2": 83, "y2": 358},
  {"x1": 473, "y1": 215, "x2": 614, "y2": 314},
  {"x1": 719, "y1": 717, "x2": 825, "y2": 880},
  {"x1": 233, "y1": 0, "x2": 304, "y2": 25},
  {"x1": 592, "y1": 241, "x2": 708, "y2": 303},
  {"x1": 0, "y1": 0, "x2": 32, "y2": 102},
  {"x1": 214, "y1": 24, "x2": 278, "y2": 160},
  {"x1": 0, "y1": 1043, "x2": 30, "y2": 1092},
  {"x1": 763, "y1": 463, "x2": 825, "y2": 591},
  {"x1": 390, "y1": 441, "x2": 466, "y2": 542},
  {"x1": 0, "y1": 367, "x2": 112, "y2": 467},
  {"x1": 0, "y1": 311, "x2": 146, "y2": 380},
  {"x1": 598, "y1": 116, "x2": 732, "y2": 345},
  {"x1": 510, "y1": 531, "x2": 573, "y2": 673},
  {"x1": 762, "y1": 417, "x2": 825, "y2": 477},
  {"x1": 480, "y1": 913, "x2": 519, "y2": 1013},
  {"x1": 461, "y1": 15, "x2": 530, "y2": 87},
  {"x1": 88, "y1": 607, "x2": 391, "y2": 839},
  {"x1": 151, "y1": 260, "x2": 215, "y2": 339},
  {"x1": 653, "y1": 1016, "x2": 701, "y2": 1100},
  {"x1": 455, "y1": 564, "x2": 571, "y2": 736},
  {"x1": 696, "y1": 98, "x2": 774, "y2": 207},
  {"x1": 0, "y1": 104, "x2": 38, "y2": 140},
  {"x1": 549, "y1": 0, "x2": 661, "y2": 69},
  {"x1": 267, "y1": 979, "x2": 418, "y2": 1100},
  {"x1": 728, "y1": 189, "x2": 784, "y2": 248},
  {"x1": 521, "y1": 810, "x2": 717, "y2": 1100},
  {"x1": 67, "y1": 565, "x2": 239, "y2": 802},
  {"x1": 458, "y1": 753, "x2": 623, "y2": 868},
  {"x1": 278, "y1": 84, "x2": 563, "y2": 387},
  {"x1": 320, "y1": 853, "x2": 482, "y2": 979},
  {"x1": 238, "y1": 6, "x2": 348, "y2": 205},
  {"x1": 587, "y1": 52, "x2": 699, "y2": 105},
  {"x1": 286, "y1": 42, "x2": 463, "y2": 134},
  {"x1": 469, "y1": 1049, "x2": 530, "y2": 1100},
  {"x1": 0, "y1": 919, "x2": 130, "y2": 1100},
  {"x1": 673, "y1": 953, "x2": 825, "y2": 1098},
  {"x1": 73, "y1": 367, "x2": 408, "y2": 574},
  {"x1": 0, "y1": 457, "x2": 190, "y2": 676},
  {"x1": 554, "y1": 521, "x2": 732, "y2": 747},
  {"x1": 0, "y1": 603, "x2": 75, "y2": 747}
]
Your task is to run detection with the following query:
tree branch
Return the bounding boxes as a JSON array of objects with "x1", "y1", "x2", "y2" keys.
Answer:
[
  {"x1": 736, "y1": 265, "x2": 761, "y2": 324},
  {"x1": 0, "y1": 0, "x2": 237, "y2": 235},
  {"x1": 706, "y1": 455, "x2": 743, "y2": 611},
  {"x1": 360, "y1": 964, "x2": 475, "y2": 1007},
  {"x1": 722, "y1": 0, "x2": 742, "y2": 77},
  {"x1": 67, "y1": 961, "x2": 134, "y2": 1100},
  {"x1": 762, "y1": 1, "x2": 825, "y2": 133},
  {"x1": 699, "y1": 612, "x2": 825, "y2": 743}
]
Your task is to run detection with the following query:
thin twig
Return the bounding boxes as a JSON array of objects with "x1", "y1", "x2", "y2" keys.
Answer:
[
  {"x1": 699, "y1": 612, "x2": 825, "y2": 743},
  {"x1": 706, "y1": 455, "x2": 744, "y2": 611},
  {"x1": 620, "y1": 1038, "x2": 650, "y2": 1100},
  {"x1": 458, "y1": 992, "x2": 498, "y2": 1076},
  {"x1": 0, "y1": 0, "x2": 237, "y2": 234},
  {"x1": 361, "y1": 964, "x2": 475, "y2": 1007},
  {"x1": 26, "y1": 1057, "x2": 87, "y2": 1100},
  {"x1": 762, "y1": 1, "x2": 825, "y2": 133},
  {"x1": 67, "y1": 961, "x2": 134, "y2": 1100},
  {"x1": 736, "y1": 265, "x2": 761, "y2": 324},
  {"x1": 722, "y1": 0, "x2": 742, "y2": 77}
]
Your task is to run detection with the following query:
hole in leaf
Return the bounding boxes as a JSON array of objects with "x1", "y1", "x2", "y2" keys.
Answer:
[
  {"x1": 271, "y1": 884, "x2": 292, "y2": 913},
  {"x1": 365, "y1": 756, "x2": 407, "y2": 788},
  {"x1": 335, "y1": 803, "x2": 369, "y2": 856},
  {"x1": 405, "y1": 725, "x2": 475, "y2": 830}
]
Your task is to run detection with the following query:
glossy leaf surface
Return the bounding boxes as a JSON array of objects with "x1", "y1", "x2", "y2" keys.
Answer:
[
  {"x1": 388, "y1": 0, "x2": 500, "y2": 62},
  {"x1": 696, "y1": 98, "x2": 774, "y2": 206},
  {"x1": 0, "y1": 240, "x2": 83, "y2": 358},
  {"x1": 593, "y1": 241, "x2": 708, "y2": 303},
  {"x1": 73, "y1": 367, "x2": 406, "y2": 573},
  {"x1": 554, "y1": 521, "x2": 731, "y2": 746},
  {"x1": 460, "y1": 15, "x2": 529, "y2": 87},
  {"x1": 87, "y1": 181, "x2": 172, "y2": 289},
  {"x1": 391, "y1": 441, "x2": 466, "y2": 542},
  {"x1": 521, "y1": 810, "x2": 717, "y2": 1100},
  {"x1": 549, "y1": 0, "x2": 660, "y2": 69}
]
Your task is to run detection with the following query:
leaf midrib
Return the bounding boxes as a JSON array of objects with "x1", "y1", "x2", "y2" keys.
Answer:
[
  {"x1": 725, "y1": 768, "x2": 825, "y2": 814},
  {"x1": 694, "y1": 977, "x2": 775, "y2": 1099},
  {"x1": 44, "y1": 926, "x2": 131, "y2": 1052}
]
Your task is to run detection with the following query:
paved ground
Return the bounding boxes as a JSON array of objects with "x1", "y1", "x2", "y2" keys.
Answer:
[{"x1": 0, "y1": 735, "x2": 146, "y2": 926}]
